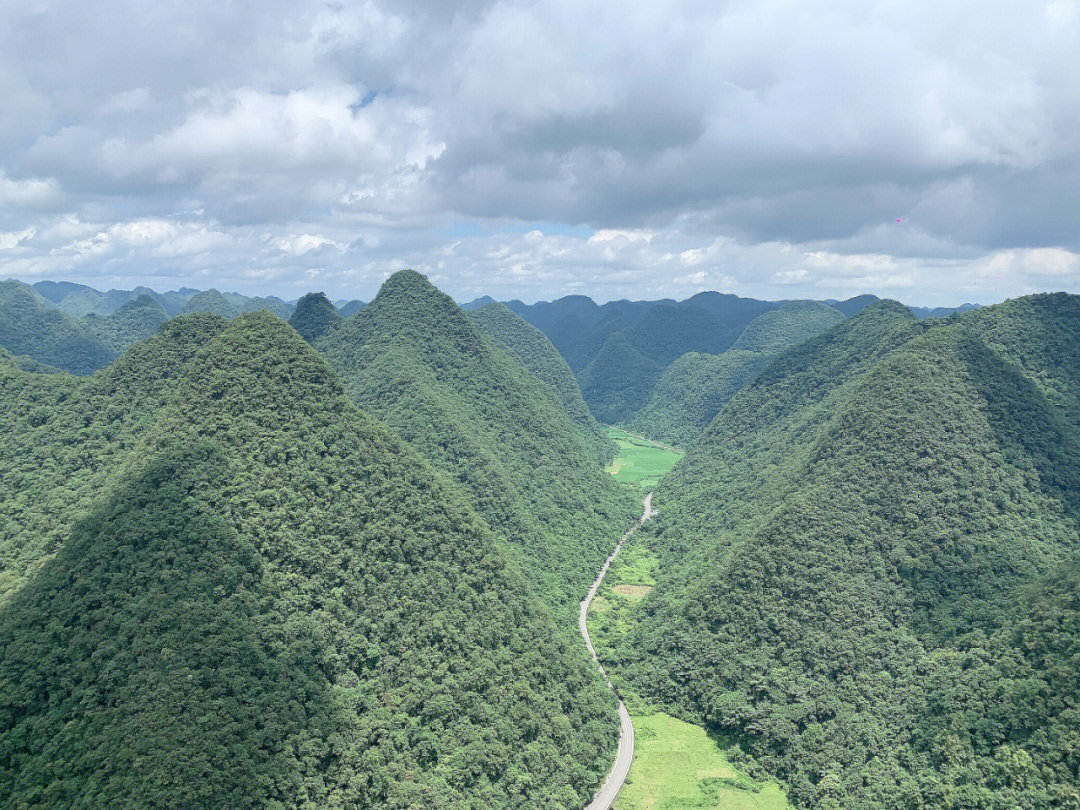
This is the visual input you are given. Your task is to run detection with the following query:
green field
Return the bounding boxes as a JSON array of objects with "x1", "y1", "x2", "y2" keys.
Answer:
[
  {"x1": 605, "y1": 426, "x2": 683, "y2": 488},
  {"x1": 592, "y1": 535, "x2": 792, "y2": 810},
  {"x1": 616, "y1": 713, "x2": 792, "y2": 810}
]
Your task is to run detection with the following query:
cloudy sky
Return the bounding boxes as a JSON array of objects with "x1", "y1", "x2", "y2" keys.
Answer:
[{"x1": 1, "y1": 1, "x2": 1078, "y2": 305}]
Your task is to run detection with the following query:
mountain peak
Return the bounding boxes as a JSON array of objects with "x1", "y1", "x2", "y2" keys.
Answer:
[{"x1": 288, "y1": 291, "x2": 340, "y2": 343}]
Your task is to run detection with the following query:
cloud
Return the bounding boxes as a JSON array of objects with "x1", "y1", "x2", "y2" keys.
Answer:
[{"x1": 0, "y1": 0, "x2": 1078, "y2": 303}]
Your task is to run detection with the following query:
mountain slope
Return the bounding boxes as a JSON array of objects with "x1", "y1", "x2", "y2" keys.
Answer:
[
  {"x1": 730, "y1": 301, "x2": 846, "y2": 355},
  {"x1": 468, "y1": 301, "x2": 612, "y2": 462},
  {"x1": 625, "y1": 350, "x2": 768, "y2": 447},
  {"x1": 80, "y1": 294, "x2": 170, "y2": 352},
  {"x1": 181, "y1": 289, "x2": 239, "y2": 318},
  {"x1": 578, "y1": 332, "x2": 665, "y2": 424},
  {"x1": 0, "y1": 280, "x2": 116, "y2": 374},
  {"x1": 289, "y1": 291, "x2": 341, "y2": 343},
  {"x1": 599, "y1": 298, "x2": 1080, "y2": 809},
  {"x1": 318, "y1": 270, "x2": 635, "y2": 615},
  {"x1": 0, "y1": 312, "x2": 618, "y2": 809}
]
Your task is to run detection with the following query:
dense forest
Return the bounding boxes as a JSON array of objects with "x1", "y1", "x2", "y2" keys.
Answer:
[
  {"x1": 318, "y1": 270, "x2": 636, "y2": 616},
  {"x1": 0, "y1": 310, "x2": 618, "y2": 809},
  {"x1": 467, "y1": 301, "x2": 612, "y2": 463},
  {"x1": 1, "y1": 269, "x2": 1068, "y2": 810},
  {"x1": 595, "y1": 295, "x2": 1080, "y2": 809}
]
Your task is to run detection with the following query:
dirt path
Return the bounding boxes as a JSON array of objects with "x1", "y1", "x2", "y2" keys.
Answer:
[{"x1": 581, "y1": 492, "x2": 655, "y2": 810}]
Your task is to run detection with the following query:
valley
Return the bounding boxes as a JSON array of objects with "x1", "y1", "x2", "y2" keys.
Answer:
[{"x1": 1, "y1": 276, "x2": 1077, "y2": 810}]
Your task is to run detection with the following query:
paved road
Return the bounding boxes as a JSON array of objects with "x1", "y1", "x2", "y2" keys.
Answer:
[{"x1": 582, "y1": 492, "x2": 656, "y2": 810}]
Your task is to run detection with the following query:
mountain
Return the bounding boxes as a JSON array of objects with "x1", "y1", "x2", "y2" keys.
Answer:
[
  {"x1": 910, "y1": 302, "x2": 980, "y2": 319},
  {"x1": 825, "y1": 293, "x2": 879, "y2": 317},
  {"x1": 0, "y1": 311, "x2": 618, "y2": 809},
  {"x1": 181, "y1": 289, "x2": 240, "y2": 318},
  {"x1": 337, "y1": 299, "x2": 367, "y2": 318},
  {"x1": 460, "y1": 294, "x2": 496, "y2": 310},
  {"x1": 0, "y1": 280, "x2": 116, "y2": 374},
  {"x1": 288, "y1": 291, "x2": 341, "y2": 343},
  {"x1": 730, "y1": 301, "x2": 846, "y2": 354},
  {"x1": 467, "y1": 301, "x2": 612, "y2": 463},
  {"x1": 578, "y1": 332, "x2": 665, "y2": 425},
  {"x1": 625, "y1": 350, "x2": 769, "y2": 447},
  {"x1": 318, "y1": 270, "x2": 636, "y2": 615},
  {"x1": 80, "y1": 294, "x2": 170, "y2": 352},
  {"x1": 30, "y1": 280, "x2": 97, "y2": 305},
  {"x1": 597, "y1": 296, "x2": 1080, "y2": 809}
]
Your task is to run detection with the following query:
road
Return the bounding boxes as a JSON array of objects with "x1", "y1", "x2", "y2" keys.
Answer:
[{"x1": 582, "y1": 492, "x2": 656, "y2": 810}]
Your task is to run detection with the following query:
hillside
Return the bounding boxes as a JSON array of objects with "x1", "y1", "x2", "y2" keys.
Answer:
[
  {"x1": 181, "y1": 288, "x2": 239, "y2": 317},
  {"x1": 468, "y1": 301, "x2": 612, "y2": 462},
  {"x1": 80, "y1": 294, "x2": 170, "y2": 352},
  {"x1": 0, "y1": 280, "x2": 116, "y2": 374},
  {"x1": 598, "y1": 297, "x2": 1080, "y2": 809},
  {"x1": 289, "y1": 291, "x2": 341, "y2": 343},
  {"x1": 730, "y1": 301, "x2": 846, "y2": 354},
  {"x1": 578, "y1": 332, "x2": 665, "y2": 425},
  {"x1": 0, "y1": 312, "x2": 619, "y2": 809},
  {"x1": 625, "y1": 350, "x2": 768, "y2": 447},
  {"x1": 318, "y1": 270, "x2": 636, "y2": 615}
]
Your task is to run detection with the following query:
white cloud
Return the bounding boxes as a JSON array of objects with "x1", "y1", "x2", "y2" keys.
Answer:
[
  {"x1": 0, "y1": 1, "x2": 1078, "y2": 302},
  {"x1": 0, "y1": 172, "x2": 61, "y2": 208}
]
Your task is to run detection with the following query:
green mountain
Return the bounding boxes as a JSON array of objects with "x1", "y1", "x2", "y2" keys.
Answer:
[
  {"x1": 627, "y1": 304, "x2": 846, "y2": 447},
  {"x1": 576, "y1": 332, "x2": 664, "y2": 427},
  {"x1": 468, "y1": 301, "x2": 612, "y2": 463},
  {"x1": 337, "y1": 299, "x2": 367, "y2": 318},
  {"x1": 80, "y1": 294, "x2": 170, "y2": 353},
  {"x1": 625, "y1": 350, "x2": 768, "y2": 447},
  {"x1": 730, "y1": 301, "x2": 846, "y2": 354},
  {"x1": 318, "y1": 270, "x2": 636, "y2": 615},
  {"x1": 598, "y1": 297, "x2": 1080, "y2": 809},
  {"x1": 0, "y1": 312, "x2": 618, "y2": 809},
  {"x1": 181, "y1": 289, "x2": 239, "y2": 318},
  {"x1": 289, "y1": 291, "x2": 342, "y2": 343},
  {"x1": 0, "y1": 280, "x2": 116, "y2": 374}
]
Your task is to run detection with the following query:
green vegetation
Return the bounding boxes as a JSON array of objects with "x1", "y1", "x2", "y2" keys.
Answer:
[
  {"x1": 289, "y1": 291, "x2": 342, "y2": 343},
  {"x1": 318, "y1": 270, "x2": 636, "y2": 617},
  {"x1": 730, "y1": 301, "x2": 845, "y2": 354},
  {"x1": 616, "y1": 713, "x2": 792, "y2": 810},
  {"x1": 468, "y1": 301, "x2": 613, "y2": 463},
  {"x1": 0, "y1": 311, "x2": 618, "y2": 809},
  {"x1": 605, "y1": 426, "x2": 683, "y2": 489},
  {"x1": 580, "y1": 333, "x2": 665, "y2": 424},
  {"x1": 626, "y1": 351, "x2": 768, "y2": 448},
  {"x1": 80, "y1": 294, "x2": 169, "y2": 352},
  {"x1": 0, "y1": 280, "x2": 116, "y2": 374},
  {"x1": 181, "y1": 288, "x2": 240, "y2": 317},
  {"x1": 606, "y1": 296, "x2": 1080, "y2": 809}
]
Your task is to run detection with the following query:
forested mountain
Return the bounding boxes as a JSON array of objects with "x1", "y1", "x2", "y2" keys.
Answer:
[
  {"x1": 730, "y1": 301, "x2": 845, "y2": 354},
  {"x1": 598, "y1": 301, "x2": 847, "y2": 439},
  {"x1": 0, "y1": 311, "x2": 618, "y2": 809},
  {"x1": 625, "y1": 350, "x2": 768, "y2": 447},
  {"x1": 467, "y1": 301, "x2": 612, "y2": 463},
  {"x1": 181, "y1": 288, "x2": 241, "y2": 318},
  {"x1": 599, "y1": 296, "x2": 1080, "y2": 809},
  {"x1": 318, "y1": 270, "x2": 636, "y2": 615},
  {"x1": 578, "y1": 332, "x2": 665, "y2": 424},
  {"x1": 0, "y1": 280, "x2": 116, "y2": 374},
  {"x1": 336, "y1": 299, "x2": 367, "y2": 318},
  {"x1": 289, "y1": 291, "x2": 341, "y2": 343},
  {"x1": 80, "y1": 294, "x2": 170, "y2": 352}
]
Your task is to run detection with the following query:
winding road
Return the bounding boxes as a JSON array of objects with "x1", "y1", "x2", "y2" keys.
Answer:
[{"x1": 582, "y1": 492, "x2": 656, "y2": 810}]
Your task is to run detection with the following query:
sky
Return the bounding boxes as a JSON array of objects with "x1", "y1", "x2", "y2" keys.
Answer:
[{"x1": 1, "y1": 1, "x2": 1078, "y2": 306}]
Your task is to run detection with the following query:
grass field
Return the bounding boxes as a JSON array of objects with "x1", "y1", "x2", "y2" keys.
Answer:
[
  {"x1": 605, "y1": 426, "x2": 684, "y2": 489},
  {"x1": 615, "y1": 713, "x2": 792, "y2": 810}
]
